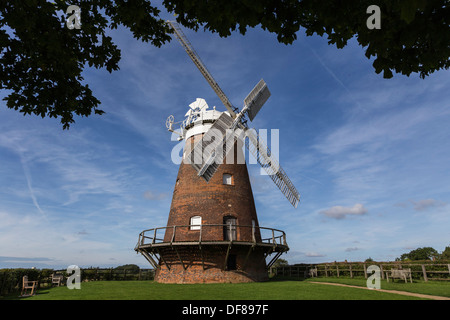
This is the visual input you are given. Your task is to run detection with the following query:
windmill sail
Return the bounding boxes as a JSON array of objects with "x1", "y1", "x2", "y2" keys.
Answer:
[
  {"x1": 244, "y1": 79, "x2": 271, "y2": 121},
  {"x1": 242, "y1": 127, "x2": 300, "y2": 208},
  {"x1": 198, "y1": 128, "x2": 244, "y2": 181},
  {"x1": 167, "y1": 21, "x2": 237, "y2": 118},
  {"x1": 168, "y1": 20, "x2": 300, "y2": 208},
  {"x1": 187, "y1": 112, "x2": 234, "y2": 178}
]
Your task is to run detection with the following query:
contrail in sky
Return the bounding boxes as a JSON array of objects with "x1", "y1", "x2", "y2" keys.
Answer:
[
  {"x1": 19, "y1": 152, "x2": 47, "y2": 219},
  {"x1": 306, "y1": 43, "x2": 367, "y2": 114}
]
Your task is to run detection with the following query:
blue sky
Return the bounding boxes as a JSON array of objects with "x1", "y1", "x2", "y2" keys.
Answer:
[{"x1": 1, "y1": 8, "x2": 449, "y2": 269}]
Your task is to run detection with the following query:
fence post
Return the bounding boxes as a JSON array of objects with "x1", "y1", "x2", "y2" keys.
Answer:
[
  {"x1": 349, "y1": 264, "x2": 353, "y2": 278},
  {"x1": 336, "y1": 265, "x2": 339, "y2": 277},
  {"x1": 363, "y1": 263, "x2": 367, "y2": 279},
  {"x1": 421, "y1": 264, "x2": 428, "y2": 282},
  {"x1": 380, "y1": 264, "x2": 384, "y2": 280},
  {"x1": 325, "y1": 265, "x2": 328, "y2": 277}
]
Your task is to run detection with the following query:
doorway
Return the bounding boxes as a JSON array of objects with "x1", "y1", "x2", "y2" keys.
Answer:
[{"x1": 223, "y1": 216, "x2": 237, "y2": 241}]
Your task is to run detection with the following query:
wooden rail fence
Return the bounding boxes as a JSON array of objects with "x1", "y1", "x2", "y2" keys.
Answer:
[
  {"x1": 0, "y1": 268, "x2": 155, "y2": 297},
  {"x1": 271, "y1": 261, "x2": 450, "y2": 281}
]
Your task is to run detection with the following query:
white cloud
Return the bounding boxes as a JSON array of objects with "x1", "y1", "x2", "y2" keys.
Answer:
[
  {"x1": 305, "y1": 252, "x2": 326, "y2": 257},
  {"x1": 320, "y1": 203, "x2": 368, "y2": 220}
]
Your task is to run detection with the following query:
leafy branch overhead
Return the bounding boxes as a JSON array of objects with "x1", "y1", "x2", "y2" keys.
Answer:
[{"x1": 1, "y1": 0, "x2": 449, "y2": 129}]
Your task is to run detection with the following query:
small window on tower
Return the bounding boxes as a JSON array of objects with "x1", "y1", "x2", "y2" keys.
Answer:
[
  {"x1": 223, "y1": 173, "x2": 233, "y2": 185},
  {"x1": 190, "y1": 216, "x2": 202, "y2": 230}
]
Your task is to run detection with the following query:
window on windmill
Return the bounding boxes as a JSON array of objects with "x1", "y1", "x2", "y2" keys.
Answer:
[
  {"x1": 190, "y1": 216, "x2": 202, "y2": 230},
  {"x1": 223, "y1": 173, "x2": 233, "y2": 185}
]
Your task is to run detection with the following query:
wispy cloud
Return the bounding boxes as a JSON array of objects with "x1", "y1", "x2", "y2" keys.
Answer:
[
  {"x1": 305, "y1": 252, "x2": 326, "y2": 258},
  {"x1": 411, "y1": 199, "x2": 447, "y2": 211},
  {"x1": 308, "y1": 67, "x2": 450, "y2": 209},
  {"x1": 396, "y1": 199, "x2": 448, "y2": 211},
  {"x1": 306, "y1": 42, "x2": 366, "y2": 114},
  {"x1": 2, "y1": 23, "x2": 450, "y2": 268},
  {"x1": 143, "y1": 190, "x2": 170, "y2": 201},
  {"x1": 314, "y1": 103, "x2": 444, "y2": 157},
  {"x1": 18, "y1": 151, "x2": 46, "y2": 218}
]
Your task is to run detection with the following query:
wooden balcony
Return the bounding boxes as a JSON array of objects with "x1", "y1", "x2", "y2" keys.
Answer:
[{"x1": 135, "y1": 224, "x2": 289, "y2": 270}]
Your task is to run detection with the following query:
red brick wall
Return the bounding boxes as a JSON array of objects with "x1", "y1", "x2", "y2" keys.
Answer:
[
  {"x1": 155, "y1": 134, "x2": 268, "y2": 283},
  {"x1": 155, "y1": 245, "x2": 269, "y2": 283},
  {"x1": 164, "y1": 136, "x2": 261, "y2": 243}
]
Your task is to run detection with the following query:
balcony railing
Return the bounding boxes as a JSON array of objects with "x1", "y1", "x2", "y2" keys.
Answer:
[{"x1": 136, "y1": 224, "x2": 288, "y2": 248}]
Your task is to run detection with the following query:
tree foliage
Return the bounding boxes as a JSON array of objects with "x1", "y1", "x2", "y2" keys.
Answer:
[
  {"x1": 272, "y1": 258, "x2": 289, "y2": 268},
  {"x1": 1, "y1": 0, "x2": 449, "y2": 128},
  {"x1": 398, "y1": 247, "x2": 440, "y2": 261},
  {"x1": 440, "y1": 246, "x2": 450, "y2": 260},
  {"x1": 165, "y1": 0, "x2": 450, "y2": 79},
  {"x1": 114, "y1": 264, "x2": 140, "y2": 271},
  {"x1": 0, "y1": 0, "x2": 170, "y2": 129}
]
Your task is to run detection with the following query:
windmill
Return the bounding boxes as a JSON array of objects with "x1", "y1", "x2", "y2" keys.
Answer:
[
  {"x1": 166, "y1": 21, "x2": 300, "y2": 208},
  {"x1": 135, "y1": 22, "x2": 300, "y2": 283}
]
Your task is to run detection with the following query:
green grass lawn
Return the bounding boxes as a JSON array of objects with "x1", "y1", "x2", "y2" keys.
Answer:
[
  {"x1": 305, "y1": 276, "x2": 450, "y2": 298},
  {"x1": 6, "y1": 278, "x2": 447, "y2": 300}
]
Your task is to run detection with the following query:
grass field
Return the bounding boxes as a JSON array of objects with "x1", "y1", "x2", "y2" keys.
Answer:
[
  {"x1": 6, "y1": 277, "x2": 449, "y2": 300},
  {"x1": 306, "y1": 277, "x2": 450, "y2": 298}
]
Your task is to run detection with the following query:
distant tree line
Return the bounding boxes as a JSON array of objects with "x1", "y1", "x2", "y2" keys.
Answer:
[
  {"x1": 396, "y1": 246, "x2": 450, "y2": 262},
  {"x1": 274, "y1": 245, "x2": 450, "y2": 266},
  {"x1": 365, "y1": 246, "x2": 450, "y2": 263},
  {"x1": 114, "y1": 264, "x2": 140, "y2": 272}
]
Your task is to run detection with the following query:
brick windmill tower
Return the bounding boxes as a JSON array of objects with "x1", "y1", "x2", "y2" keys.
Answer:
[{"x1": 135, "y1": 22, "x2": 300, "y2": 283}]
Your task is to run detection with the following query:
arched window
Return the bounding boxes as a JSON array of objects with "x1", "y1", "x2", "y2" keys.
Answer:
[
  {"x1": 223, "y1": 173, "x2": 233, "y2": 185},
  {"x1": 190, "y1": 216, "x2": 202, "y2": 230}
]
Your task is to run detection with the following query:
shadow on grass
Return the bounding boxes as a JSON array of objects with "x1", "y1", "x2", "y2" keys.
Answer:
[
  {"x1": 1, "y1": 289, "x2": 51, "y2": 300},
  {"x1": 268, "y1": 275, "x2": 308, "y2": 282}
]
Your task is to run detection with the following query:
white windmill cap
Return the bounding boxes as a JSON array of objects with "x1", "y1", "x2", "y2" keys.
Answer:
[
  {"x1": 188, "y1": 98, "x2": 209, "y2": 111},
  {"x1": 184, "y1": 98, "x2": 224, "y2": 141}
]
